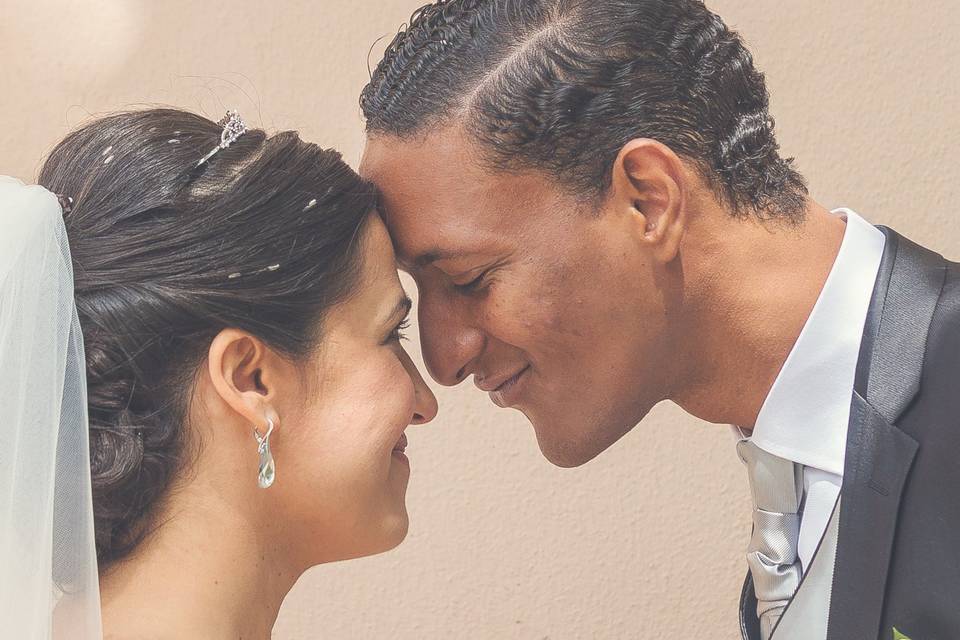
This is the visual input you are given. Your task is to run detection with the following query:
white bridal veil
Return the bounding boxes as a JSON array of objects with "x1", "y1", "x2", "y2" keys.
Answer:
[{"x1": 0, "y1": 176, "x2": 103, "y2": 638}]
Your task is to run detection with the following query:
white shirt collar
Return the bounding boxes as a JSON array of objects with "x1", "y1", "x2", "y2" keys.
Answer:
[{"x1": 739, "y1": 208, "x2": 886, "y2": 476}]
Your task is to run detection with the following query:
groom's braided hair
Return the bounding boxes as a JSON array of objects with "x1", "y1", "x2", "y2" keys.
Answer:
[{"x1": 361, "y1": 0, "x2": 808, "y2": 220}]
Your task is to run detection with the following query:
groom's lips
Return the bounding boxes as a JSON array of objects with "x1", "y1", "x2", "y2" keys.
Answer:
[{"x1": 481, "y1": 365, "x2": 531, "y2": 408}]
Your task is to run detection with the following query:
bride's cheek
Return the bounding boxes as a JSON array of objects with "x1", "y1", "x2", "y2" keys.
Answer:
[
  {"x1": 379, "y1": 360, "x2": 419, "y2": 445},
  {"x1": 347, "y1": 355, "x2": 415, "y2": 449}
]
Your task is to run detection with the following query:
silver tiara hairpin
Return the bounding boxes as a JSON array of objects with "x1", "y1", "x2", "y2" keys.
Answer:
[{"x1": 197, "y1": 110, "x2": 248, "y2": 167}]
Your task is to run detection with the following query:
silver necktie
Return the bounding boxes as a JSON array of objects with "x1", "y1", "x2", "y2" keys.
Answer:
[{"x1": 737, "y1": 439, "x2": 804, "y2": 640}]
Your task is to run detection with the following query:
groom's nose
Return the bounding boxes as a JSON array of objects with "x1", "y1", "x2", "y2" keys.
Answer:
[{"x1": 418, "y1": 294, "x2": 485, "y2": 387}]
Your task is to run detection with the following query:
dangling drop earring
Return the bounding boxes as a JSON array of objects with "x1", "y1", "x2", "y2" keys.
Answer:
[{"x1": 252, "y1": 418, "x2": 276, "y2": 489}]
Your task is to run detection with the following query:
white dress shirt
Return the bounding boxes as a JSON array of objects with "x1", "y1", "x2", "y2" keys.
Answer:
[{"x1": 736, "y1": 208, "x2": 885, "y2": 573}]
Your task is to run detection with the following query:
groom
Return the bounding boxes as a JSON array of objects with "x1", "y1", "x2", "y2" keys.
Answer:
[{"x1": 358, "y1": 1, "x2": 960, "y2": 638}]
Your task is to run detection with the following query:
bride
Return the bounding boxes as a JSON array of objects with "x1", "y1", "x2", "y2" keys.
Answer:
[{"x1": 0, "y1": 107, "x2": 437, "y2": 639}]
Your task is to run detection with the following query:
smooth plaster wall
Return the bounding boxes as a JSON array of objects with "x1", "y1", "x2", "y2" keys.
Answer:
[{"x1": 2, "y1": 1, "x2": 957, "y2": 638}]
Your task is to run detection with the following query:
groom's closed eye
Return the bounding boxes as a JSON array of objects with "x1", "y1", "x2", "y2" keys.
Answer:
[
  {"x1": 452, "y1": 270, "x2": 489, "y2": 294},
  {"x1": 442, "y1": 257, "x2": 506, "y2": 295}
]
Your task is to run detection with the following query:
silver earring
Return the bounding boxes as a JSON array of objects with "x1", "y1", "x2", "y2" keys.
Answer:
[{"x1": 252, "y1": 418, "x2": 276, "y2": 489}]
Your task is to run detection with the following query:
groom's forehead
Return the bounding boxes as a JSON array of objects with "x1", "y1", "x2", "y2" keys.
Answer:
[
  {"x1": 374, "y1": 186, "x2": 500, "y2": 269},
  {"x1": 382, "y1": 216, "x2": 484, "y2": 271},
  {"x1": 362, "y1": 132, "x2": 561, "y2": 268},
  {"x1": 376, "y1": 202, "x2": 453, "y2": 267},
  {"x1": 378, "y1": 202, "x2": 508, "y2": 274}
]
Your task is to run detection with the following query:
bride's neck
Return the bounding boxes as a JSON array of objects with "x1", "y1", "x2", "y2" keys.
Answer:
[{"x1": 98, "y1": 488, "x2": 300, "y2": 640}]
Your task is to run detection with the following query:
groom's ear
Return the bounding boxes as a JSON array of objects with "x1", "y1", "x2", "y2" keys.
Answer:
[{"x1": 609, "y1": 138, "x2": 688, "y2": 264}]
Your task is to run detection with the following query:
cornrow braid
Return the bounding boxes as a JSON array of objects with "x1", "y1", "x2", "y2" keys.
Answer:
[
  {"x1": 362, "y1": 0, "x2": 488, "y2": 132},
  {"x1": 663, "y1": 8, "x2": 807, "y2": 216},
  {"x1": 362, "y1": 0, "x2": 808, "y2": 221}
]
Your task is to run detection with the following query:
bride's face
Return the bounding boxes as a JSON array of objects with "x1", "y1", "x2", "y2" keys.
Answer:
[{"x1": 272, "y1": 215, "x2": 437, "y2": 564}]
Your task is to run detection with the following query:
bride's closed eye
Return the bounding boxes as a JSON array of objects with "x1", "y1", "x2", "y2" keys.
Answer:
[
  {"x1": 381, "y1": 295, "x2": 413, "y2": 345},
  {"x1": 387, "y1": 317, "x2": 411, "y2": 343}
]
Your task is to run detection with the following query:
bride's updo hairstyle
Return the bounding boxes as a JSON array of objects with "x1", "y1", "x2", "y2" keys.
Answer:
[{"x1": 37, "y1": 108, "x2": 376, "y2": 571}]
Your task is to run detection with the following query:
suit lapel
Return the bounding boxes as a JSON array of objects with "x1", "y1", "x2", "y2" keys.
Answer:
[
  {"x1": 860, "y1": 229, "x2": 946, "y2": 422},
  {"x1": 826, "y1": 394, "x2": 918, "y2": 640},
  {"x1": 826, "y1": 228, "x2": 945, "y2": 640}
]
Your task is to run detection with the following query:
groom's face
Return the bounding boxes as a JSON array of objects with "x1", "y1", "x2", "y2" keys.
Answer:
[{"x1": 361, "y1": 129, "x2": 675, "y2": 467}]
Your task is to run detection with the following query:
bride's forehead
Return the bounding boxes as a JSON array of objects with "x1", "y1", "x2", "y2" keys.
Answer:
[
  {"x1": 356, "y1": 223, "x2": 412, "y2": 307},
  {"x1": 357, "y1": 215, "x2": 397, "y2": 271}
]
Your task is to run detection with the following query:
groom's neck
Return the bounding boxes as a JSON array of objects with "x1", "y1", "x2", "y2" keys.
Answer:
[{"x1": 670, "y1": 198, "x2": 846, "y2": 429}]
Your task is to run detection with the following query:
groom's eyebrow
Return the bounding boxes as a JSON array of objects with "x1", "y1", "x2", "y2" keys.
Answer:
[
  {"x1": 395, "y1": 249, "x2": 451, "y2": 271},
  {"x1": 412, "y1": 249, "x2": 464, "y2": 268}
]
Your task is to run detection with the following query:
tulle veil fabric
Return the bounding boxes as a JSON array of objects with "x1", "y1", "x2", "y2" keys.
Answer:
[{"x1": 0, "y1": 176, "x2": 103, "y2": 638}]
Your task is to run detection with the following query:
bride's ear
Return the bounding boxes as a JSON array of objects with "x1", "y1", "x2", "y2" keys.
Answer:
[{"x1": 207, "y1": 328, "x2": 283, "y2": 430}]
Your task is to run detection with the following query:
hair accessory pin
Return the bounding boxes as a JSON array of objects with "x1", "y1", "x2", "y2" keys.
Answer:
[
  {"x1": 227, "y1": 263, "x2": 281, "y2": 280},
  {"x1": 55, "y1": 194, "x2": 74, "y2": 216},
  {"x1": 197, "y1": 110, "x2": 248, "y2": 167}
]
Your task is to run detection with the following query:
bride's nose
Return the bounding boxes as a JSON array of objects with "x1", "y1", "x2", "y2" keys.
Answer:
[{"x1": 411, "y1": 377, "x2": 438, "y2": 425}]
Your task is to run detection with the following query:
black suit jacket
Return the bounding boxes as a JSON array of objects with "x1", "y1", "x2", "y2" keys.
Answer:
[{"x1": 739, "y1": 227, "x2": 960, "y2": 640}]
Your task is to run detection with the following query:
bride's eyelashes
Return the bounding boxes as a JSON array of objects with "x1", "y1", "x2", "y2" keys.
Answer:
[
  {"x1": 381, "y1": 294, "x2": 413, "y2": 345},
  {"x1": 386, "y1": 317, "x2": 411, "y2": 343}
]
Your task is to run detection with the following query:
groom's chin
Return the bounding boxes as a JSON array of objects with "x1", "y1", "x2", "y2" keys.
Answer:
[
  {"x1": 531, "y1": 421, "x2": 635, "y2": 469},
  {"x1": 538, "y1": 444, "x2": 599, "y2": 468},
  {"x1": 526, "y1": 406, "x2": 649, "y2": 468}
]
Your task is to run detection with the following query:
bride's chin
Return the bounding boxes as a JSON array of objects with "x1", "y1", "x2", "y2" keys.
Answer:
[
  {"x1": 363, "y1": 486, "x2": 411, "y2": 556},
  {"x1": 312, "y1": 508, "x2": 409, "y2": 564},
  {"x1": 379, "y1": 510, "x2": 410, "y2": 551}
]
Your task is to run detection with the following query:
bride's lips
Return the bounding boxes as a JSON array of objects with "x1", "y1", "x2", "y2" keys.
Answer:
[
  {"x1": 488, "y1": 365, "x2": 530, "y2": 408},
  {"x1": 392, "y1": 432, "x2": 408, "y2": 458}
]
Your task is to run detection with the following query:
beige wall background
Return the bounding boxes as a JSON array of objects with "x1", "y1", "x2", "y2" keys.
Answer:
[{"x1": 2, "y1": 1, "x2": 958, "y2": 637}]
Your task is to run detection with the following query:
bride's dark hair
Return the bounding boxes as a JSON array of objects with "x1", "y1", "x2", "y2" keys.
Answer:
[{"x1": 38, "y1": 108, "x2": 376, "y2": 571}]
